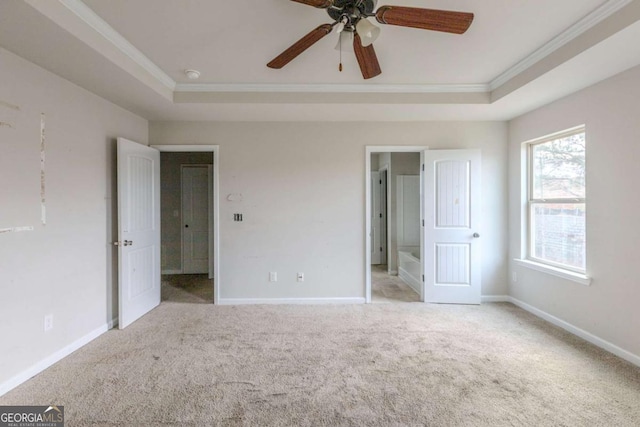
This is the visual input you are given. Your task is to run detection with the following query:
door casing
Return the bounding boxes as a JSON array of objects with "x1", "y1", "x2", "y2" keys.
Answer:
[
  {"x1": 365, "y1": 146, "x2": 428, "y2": 303},
  {"x1": 152, "y1": 145, "x2": 220, "y2": 305}
]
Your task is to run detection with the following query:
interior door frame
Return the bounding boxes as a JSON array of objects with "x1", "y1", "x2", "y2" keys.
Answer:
[
  {"x1": 152, "y1": 145, "x2": 220, "y2": 305},
  {"x1": 378, "y1": 165, "x2": 389, "y2": 266},
  {"x1": 371, "y1": 170, "x2": 382, "y2": 265},
  {"x1": 365, "y1": 146, "x2": 428, "y2": 303}
]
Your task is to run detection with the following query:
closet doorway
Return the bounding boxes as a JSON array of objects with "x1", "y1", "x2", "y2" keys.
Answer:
[{"x1": 156, "y1": 147, "x2": 219, "y2": 304}]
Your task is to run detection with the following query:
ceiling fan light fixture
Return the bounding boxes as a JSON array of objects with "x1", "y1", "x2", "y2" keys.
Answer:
[
  {"x1": 267, "y1": 1, "x2": 474, "y2": 79},
  {"x1": 356, "y1": 18, "x2": 380, "y2": 47},
  {"x1": 336, "y1": 15, "x2": 350, "y2": 33},
  {"x1": 334, "y1": 30, "x2": 354, "y2": 52}
]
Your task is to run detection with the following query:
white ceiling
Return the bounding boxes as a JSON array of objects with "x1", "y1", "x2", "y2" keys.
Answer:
[
  {"x1": 82, "y1": 0, "x2": 604, "y2": 84},
  {"x1": 1, "y1": 0, "x2": 639, "y2": 121}
]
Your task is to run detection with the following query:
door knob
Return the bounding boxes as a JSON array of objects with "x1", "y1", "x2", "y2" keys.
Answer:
[
  {"x1": 473, "y1": 233, "x2": 480, "y2": 238},
  {"x1": 124, "y1": 240, "x2": 133, "y2": 246}
]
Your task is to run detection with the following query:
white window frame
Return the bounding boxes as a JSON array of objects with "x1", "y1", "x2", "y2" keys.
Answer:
[{"x1": 517, "y1": 126, "x2": 590, "y2": 285}]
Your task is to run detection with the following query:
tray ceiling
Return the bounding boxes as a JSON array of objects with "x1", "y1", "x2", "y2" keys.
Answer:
[{"x1": 1, "y1": 0, "x2": 639, "y2": 121}]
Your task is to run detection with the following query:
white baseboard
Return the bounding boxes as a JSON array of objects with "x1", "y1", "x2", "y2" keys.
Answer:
[
  {"x1": 481, "y1": 295, "x2": 510, "y2": 303},
  {"x1": 508, "y1": 297, "x2": 640, "y2": 368},
  {"x1": 108, "y1": 316, "x2": 118, "y2": 329},
  {"x1": 218, "y1": 297, "x2": 366, "y2": 305},
  {"x1": 161, "y1": 269, "x2": 182, "y2": 275},
  {"x1": 398, "y1": 268, "x2": 421, "y2": 295},
  {"x1": 388, "y1": 270, "x2": 398, "y2": 276},
  {"x1": 0, "y1": 321, "x2": 112, "y2": 397}
]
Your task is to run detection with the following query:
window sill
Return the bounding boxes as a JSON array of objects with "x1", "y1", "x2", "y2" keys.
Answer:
[{"x1": 514, "y1": 259, "x2": 591, "y2": 286}]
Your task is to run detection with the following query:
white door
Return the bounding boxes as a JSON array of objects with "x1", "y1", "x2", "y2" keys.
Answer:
[
  {"x1": 117, "y1": 138, "x2": 161, "y2": 329},
  {"x1": 371, "y1": 171, "x2": 382, "y2": 265},
  {"x1": 182, "y1": 166, "x2": 209, "y2": 274},
  {"x1": 423, "y1": 149, "x2": 481, "y2": 304}
]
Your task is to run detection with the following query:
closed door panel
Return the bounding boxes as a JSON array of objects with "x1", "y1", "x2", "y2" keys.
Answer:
[
  {"x1": 182, "y1": 166, "x2": 209, "y2": 274},
  {"x1": 423, "y1": 150, "x2": 481, "y2": 304}
]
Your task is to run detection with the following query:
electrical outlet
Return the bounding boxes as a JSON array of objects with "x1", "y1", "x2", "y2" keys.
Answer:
[
  {"x1": 269, "y1": 272, "x2": 277, "y2": 282},
  {"x1": 44, "y1": 314, "x2": 53, "y2": 331},
  {"x1": 297, "y1": 272, "x2": 304, "y2": 282}
]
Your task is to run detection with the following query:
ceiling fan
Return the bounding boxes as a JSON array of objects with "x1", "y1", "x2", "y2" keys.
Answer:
[{"x1": 267, "y1": 0, "x2": 474, "y2": 79}]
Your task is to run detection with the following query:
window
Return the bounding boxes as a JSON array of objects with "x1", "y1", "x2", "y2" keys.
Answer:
[{"x1": 527, "y1": 127, "x2": 586, "y2": 273}]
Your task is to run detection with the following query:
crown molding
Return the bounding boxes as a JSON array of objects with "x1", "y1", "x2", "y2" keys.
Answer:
[
  {"x1": 174, "y1": 83, "x2": 490, "y2": 94},
  {"x1": 26, "y1": 0, "x2": 635, "y2": 106},
  {"x1": 58, "y1": 0, "x2": 176, "y2": 91},
  {"x1": 489, "y1": 0, "x2": 633, "y2": 91}
]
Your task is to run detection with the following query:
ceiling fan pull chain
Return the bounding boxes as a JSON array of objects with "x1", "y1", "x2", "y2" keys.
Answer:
[{"x1": 339, "y1": 33, "x2": 343, "y2": 72}]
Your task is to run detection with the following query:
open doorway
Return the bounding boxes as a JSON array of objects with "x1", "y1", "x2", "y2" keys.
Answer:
[
  {"x1": 368, "y1": 149, "x2": 424, "y2": 303},
  {"x1": 156, "y1": 147, "x2": 218, "y2": 304}
]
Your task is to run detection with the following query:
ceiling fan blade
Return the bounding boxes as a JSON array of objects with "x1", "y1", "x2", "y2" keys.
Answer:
[
  {"x1": 267, "y1": 24, "x2": 334, "y2": 69},
  {"x1": 353, "y1": 33, "x2": 381, "y2": 80},
  {"x1": 290, "y1": 0, "x2": 334, "y2": 8},
  {"x1": 375, "y1": 6, "x2": 474, "y2": 34}
]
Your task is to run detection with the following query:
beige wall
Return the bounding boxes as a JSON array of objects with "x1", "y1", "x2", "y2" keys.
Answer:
[
  {"x1": 160, "y1": 152, "x2": 213, "y2": 272},
  {"x1": 150, "y1": 121, "x2": 509, "y2": 301},
  {"x1": 0, "y1": 48, "x2": 148, "y2": 388},
  {"x1": 508, "y1": 64, "x2": 640, "y2": 359}
]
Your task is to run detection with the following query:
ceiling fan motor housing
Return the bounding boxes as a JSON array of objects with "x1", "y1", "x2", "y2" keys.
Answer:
[{"x1": 327, "y1": 0, "x2": 377, "y2": 24}]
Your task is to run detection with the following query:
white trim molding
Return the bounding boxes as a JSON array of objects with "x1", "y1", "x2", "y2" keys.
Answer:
[
  {"x1": 218, "y1": 298, "x2": 366, "y2": 305},
  {"x1": 509, "y1": 297, "x2": 640, "y2": 368},
  {"x1": 108, "y1": 316, "x2": 118, "y2": 329},
  {"x1": 175, "y1": 83, "x2": 490, "y2": 94},
  {"x1": 0, "y1": 321, "x2": 111, "y2": 397},
  {"x1": 514, "y1": 259, "x2": 591, "y2": 286},
  {"x1": 489, "y1": 0, "x2": 634, "y2": 90},
  {"x1": 151, "y1": 145, "x2": 217, "y2": 152},
  {"x1": 481, "y1": 295, "x2": 510, "y2": 303},
  {"x1": 56, "y1": 0, "x2": 176, "y2": 91}
]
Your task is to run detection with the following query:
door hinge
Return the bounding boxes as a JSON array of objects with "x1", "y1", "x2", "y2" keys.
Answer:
[
  {"x1": 422, "y1": 219, "x2": 424, "y2": 226},
  {"x1": 380, "y1": 247, "x2": 383, "y2": 252},
  {"x1": 422, "y1": 164, "x2": 425, "y2": 171},
  {"x1": 379, "y1": 179, "x2": 382, "y2": 184},
  {"x1": 422, "y1": 274, "x2": 425, "y2": 282},
  {"x1": 379, "y1": 213, "x2": 382, "y2": 218}
]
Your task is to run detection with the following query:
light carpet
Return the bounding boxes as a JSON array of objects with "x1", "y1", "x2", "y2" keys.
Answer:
[{"x1": 2, "y1": 302, "x2": 639, "y2": 426}]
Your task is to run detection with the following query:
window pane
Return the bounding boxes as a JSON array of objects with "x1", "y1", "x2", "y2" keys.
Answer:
[
  {"x1": 531, "y1": 203, "x2": 586, "y2": 270},
  {"x1": 532, "y1": 133, "x2": 585, "y2": 199}
]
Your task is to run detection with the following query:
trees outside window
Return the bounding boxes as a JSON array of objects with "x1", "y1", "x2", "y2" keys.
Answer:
[{"x1": 528, "y1": 128, "x2": 586, "y2": 272}]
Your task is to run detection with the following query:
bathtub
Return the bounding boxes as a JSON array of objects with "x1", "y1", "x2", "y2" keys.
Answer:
[{"x1": 398, "y1": 250, "x2": 421, "y2": 295}]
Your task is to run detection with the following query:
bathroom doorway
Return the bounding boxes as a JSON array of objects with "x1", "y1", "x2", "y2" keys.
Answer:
[{"x1": 368, "y1": 149, "x2": 423, "y2": 303}]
